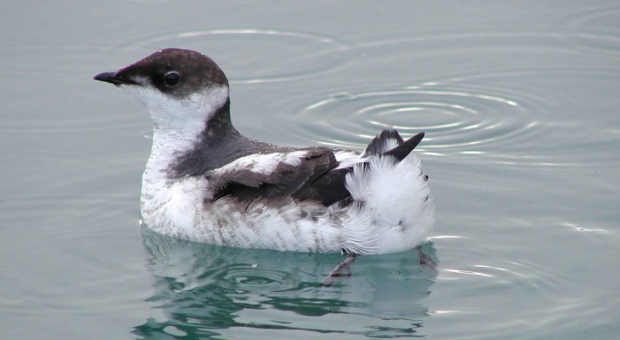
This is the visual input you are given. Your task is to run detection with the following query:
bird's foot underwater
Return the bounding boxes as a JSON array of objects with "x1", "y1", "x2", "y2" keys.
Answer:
[{"x1": 322, "y1": 252, "x2": 357, "y2": 287}]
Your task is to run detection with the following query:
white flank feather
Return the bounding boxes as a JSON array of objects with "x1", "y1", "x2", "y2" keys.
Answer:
[{"x1": 343, "y1": 153, "x2": 434, "y2": 254}]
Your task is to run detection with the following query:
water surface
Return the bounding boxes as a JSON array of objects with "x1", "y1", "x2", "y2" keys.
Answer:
[{"x1": 1, "y1": 1, "x2": 619, "y2": 339}]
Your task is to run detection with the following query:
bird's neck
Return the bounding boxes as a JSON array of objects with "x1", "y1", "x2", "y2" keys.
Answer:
[
  {"x1": 144, "y1": 99, "x2": 239, "y2": 181},
  {"x1": 146, "y1": 128, "x2": 196, "y2": 179}
]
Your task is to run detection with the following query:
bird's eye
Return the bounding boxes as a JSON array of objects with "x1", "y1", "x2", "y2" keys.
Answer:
[{"x1": 163, "y1": 71, "x2": 181, "y2": 87}]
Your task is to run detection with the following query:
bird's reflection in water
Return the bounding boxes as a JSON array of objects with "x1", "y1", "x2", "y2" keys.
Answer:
[{"x1": 133, "y1": 226, "x2": 438, "y2": 339}]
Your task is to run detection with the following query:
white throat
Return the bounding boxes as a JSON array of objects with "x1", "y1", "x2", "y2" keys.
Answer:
[{"x1": 121, "y1": 82, "x2": 229, "y2": 137}]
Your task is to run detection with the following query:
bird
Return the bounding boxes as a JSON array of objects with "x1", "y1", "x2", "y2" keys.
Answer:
[{"x1": 94, "y1": 48, "x2": 434, "y2": 254}]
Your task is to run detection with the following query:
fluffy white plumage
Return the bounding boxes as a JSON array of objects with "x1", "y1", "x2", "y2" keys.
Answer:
[{"x1": 345, "y1": 155, "x2": 434, "y2": 253}]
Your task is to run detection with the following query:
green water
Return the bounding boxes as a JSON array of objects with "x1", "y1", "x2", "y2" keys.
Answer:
[{"x1": 1, "y1": 1, "x2": 619, "y2": 339}]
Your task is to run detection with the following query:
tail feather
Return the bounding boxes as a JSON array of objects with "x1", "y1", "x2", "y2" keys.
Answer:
[
  {"x1": 363, "y1": 129, "x2": 425, "y2": 162},
  {"x1": 383, "y1": 132, "x2": 425, "y2": 161},
  {"x1": 363, "y1": 129, "x2": 405, "y2": 157}
]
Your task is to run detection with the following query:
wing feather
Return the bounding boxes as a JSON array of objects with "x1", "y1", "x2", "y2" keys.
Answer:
[{"x1": 208, "y1": 147, "x2": 349, "y2": 205}]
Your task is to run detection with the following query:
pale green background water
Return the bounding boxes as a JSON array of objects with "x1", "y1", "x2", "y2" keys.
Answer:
[{"x1": 1, "y1": 1, "x2": 619, "y2": 339}]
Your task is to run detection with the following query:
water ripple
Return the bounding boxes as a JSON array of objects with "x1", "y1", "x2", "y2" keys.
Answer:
[
  {"x1": 556, "y1": 5, "x2": 620, "y2": 56},
  {"x1": 293, "y1": 85, "x2": 543, "y2": 156},
  {"x1": 111, "y1": 28, "x2": 352, "y2": 84},
  {"x1": 212, "y1": 264, "x2": 300, "y2": 293}
]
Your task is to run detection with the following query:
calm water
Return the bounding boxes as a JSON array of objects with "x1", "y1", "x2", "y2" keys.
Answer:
[{"x1": 1, "y1": 1, "x2": 619, "y2": 339}]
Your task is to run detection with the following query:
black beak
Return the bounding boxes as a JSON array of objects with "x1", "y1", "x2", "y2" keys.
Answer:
[{"x1": 93, "y1": 72, "x2": 137, "y2": 86}]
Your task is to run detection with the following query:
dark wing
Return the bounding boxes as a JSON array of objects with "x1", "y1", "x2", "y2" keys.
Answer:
[
  {"x1": 208, "y1": 147, "x2": 350, "y2": 206},
  {"x1": 208, "y1": 130, "x2": 426, "y2": 206}
]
